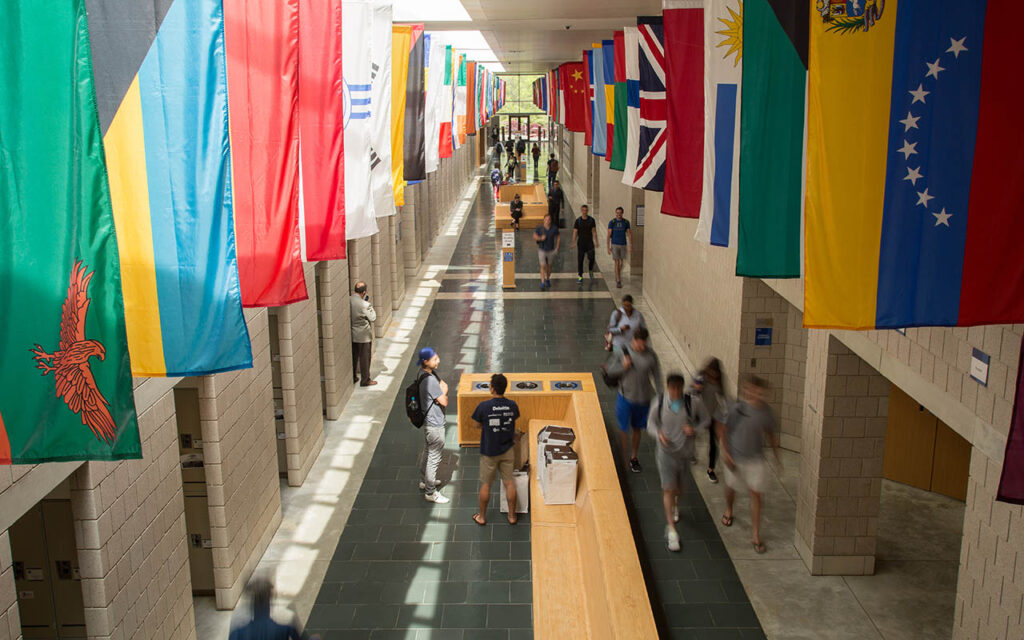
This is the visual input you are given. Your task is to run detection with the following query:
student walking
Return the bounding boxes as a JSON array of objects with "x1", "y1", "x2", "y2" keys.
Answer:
[
  {"x1": 490, "y1": 164, "x2": 503, "y2": 199},
  {"x1": 471, "y1": 374, "x2": 521, "y2": 526},
  {"x1": 572, "y1": 204, "x2": 598, "y2": 283},
  {"x1": 531, "y1": 142, "x2": 541, "y2": 179},
  {"x1": 606, "y1": 206, "x2": 632, "y2": 288},
  {"x1": 609, "y1": 327, "x2": 662, "y2": 472},
  {"x1": 719, "y1": 376, "x2": 781, "y2": 553},
  {"x1": 546, "y1": 154, "x2": 559, "y2": 191},
  {"x1": 417, "y1": 348, "x2": 450, "y2": 504},
  {"x1": 699, "y1": 357, "x2": 728, "y2": 483},
  {"x1": 547, "y1": 180, "x2": 565, "y2": 228},
  {"x1": 606, "y1": 294, "x2": 647, "y2": 351},
  {"x1": 228, "y1": 577, "x2": 306, "y2": 639},
  {"x1": 650, "y1": 373, "x2": 709, "y2": 552},
  {"x1": 493, "y1": 140, "x2": 503, "y2": 162},
  {"x1": 533, "y1": 213, "x2": 560, "y2": 290},
  {"x1": 509, "y1": 193, "x2": 524, "y2": 231}
]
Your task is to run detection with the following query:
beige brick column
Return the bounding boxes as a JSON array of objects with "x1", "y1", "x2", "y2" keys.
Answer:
[
  {"x1": 70, "y1": 388, "x2": 196, "y2": 639},
  {"x1": 316, "y1": 261, "x2": 354, "y2": 421},
  {"x1": 273, "y1": 263, "x2": 324, "y2": 487},
  {"x1": 955, "y1": 449, "x2": 1024, "y2": 638},
  {"x1": 1, "y1": 532, "x2": 21, "y2": 639},
  {"x1": 370, "y1": 231, "x2": 392, "y2": 338},
  {"x1": 401, "y1": 184, "x2": 421, "y2": 276},
  {"x1": 389, "y1": 215, "x2": 406, "y2": 309},
  {"x1": 795, "y1": 332, "x2": 889, "y2": 575},
  {"x1": 197, "y1": 309, "x2": 281, "y2": 609},
  {"x1": 347, "y1": 237, "x2": 373, "y2": 297}
]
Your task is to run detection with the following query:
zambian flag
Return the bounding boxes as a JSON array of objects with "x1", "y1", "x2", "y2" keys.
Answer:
[
  {"x1": 736, "y1": 0, "x2": 807, "y2": 278},
  {"x1": 0, "y1": 0, "x2": 140, "y2": 463}
]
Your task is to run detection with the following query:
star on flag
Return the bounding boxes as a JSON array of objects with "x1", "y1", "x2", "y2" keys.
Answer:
[
  {"x1": 909, "y1": 84, "x2": 930, "y2": 104},
  {"x1": 946, "y1": 37, "x2": 967, "y2": 59},
  {"x1": 933, "y1": 208, "x2": 952, "y2": 227},
  {"x1": 925, "y1": 58, "x2": 945, "y2": 79},
  {"x1": 899, "y1": 111, "x2": 920, "y2": 132},
  {"x1": 916, "y1": 188, "x2": 934, "y2": 207},
  {"x1": 904, "y1": 166, "x2": 923, "y2": 186},
  {"x1": 898, "y1": 140, "x2": 918, "y2": 160}
]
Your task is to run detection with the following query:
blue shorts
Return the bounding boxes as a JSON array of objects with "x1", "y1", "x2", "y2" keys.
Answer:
[{"x1": 615, "y1": 394, "x2": 650, "y2": 432}]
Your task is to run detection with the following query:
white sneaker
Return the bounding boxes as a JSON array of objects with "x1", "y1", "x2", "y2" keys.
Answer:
[
  {"x1": 672, "y1": 506, "x2": 680, "y2": 523},
  {"x1": 666, "y1": 526, "x2": 681, "y2": 552},
  {"x1": 418, "y1": 480, "x2": 443, "y2": 490},
  {"x1": 424, "y1": 491, "x2": 450, "y2": 504}
]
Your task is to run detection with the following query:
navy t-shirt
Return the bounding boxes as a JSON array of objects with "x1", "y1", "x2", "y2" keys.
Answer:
[
  {"x1": 472, "y1": 397, "x2": 520, "y2": 457},
  {"x1": 609, "y1": 218, "x2": 630, "y2": 245},
  {"x1": 534, "y1": 224, "x2": 559, "y2": 250}
]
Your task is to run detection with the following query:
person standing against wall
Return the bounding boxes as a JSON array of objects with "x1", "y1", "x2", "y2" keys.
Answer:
[
  {"x1": 418, "y1": 347, "x2": 450, "y2": 504},
  {"x1": 350, "y1": 281, "x2": 377, "y2": 387},
  {"x1": 606, "y1": 206, "x2": 632, "y2": 288},
  {"x1": 572, "y1": 204, "x2": 598, "y2": 283}
]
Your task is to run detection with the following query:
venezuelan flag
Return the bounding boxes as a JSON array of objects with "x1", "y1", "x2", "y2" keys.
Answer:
[
  {"x1": 806, "y1": 0, "x2": 1024, "y2": 329},
  {"x1": 100, "y1": 0, "x2": 253, "y2": 376}
]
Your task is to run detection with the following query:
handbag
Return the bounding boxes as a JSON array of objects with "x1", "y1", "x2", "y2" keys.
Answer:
[
  {"x1": 600, "y1": 349, "x2": 623, "y2": 388},
  {"x1": 604, "y1": 309, "x2": 622, "y2": 351}
]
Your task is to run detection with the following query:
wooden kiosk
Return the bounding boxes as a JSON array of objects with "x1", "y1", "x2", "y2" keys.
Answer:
[
  {"x1": 456, "y1": 372, "x2": 658, "y2": 639},
  {"x1": 495, "y1": 183, "x2": 548, "y2": 230}
]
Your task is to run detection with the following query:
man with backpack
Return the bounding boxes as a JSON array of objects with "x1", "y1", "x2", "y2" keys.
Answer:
[
  {"x1": 515, "y1": 135, "x2": 526, "y2": 158},
  {"x1": 493, "y1": 140, "x2": 503, "y2": 163},
  {"x1": 606, "y1": 294, "x2": 647, "y2": 351},
  {"x1": 650, "y1": 373, "x2": 709, "y2": 552},
  {"x1": 490, "y1": 164, "x2": 503, "y2": 199},
  {"x1": 546, "y1": 154, "x2": 559, "y2": 192},
  {"x1": 607, "y1": 327, "x2": 662, "y2": 473},
  {"x1": 409, "y1": 347, "x2": 450, "y2": 504},
  {"x1": 470, "y1": 373, "x2": 520, "y2": 526}
]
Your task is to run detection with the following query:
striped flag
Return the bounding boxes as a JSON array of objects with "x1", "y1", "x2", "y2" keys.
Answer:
[
  {"x1": 424, "y1": 34, "x2": 445, "y2": 173},
  {"x1": 391, "y1": 24, "x2": 412, "y2": 207},
  {"x1": 660, "y1": 0, "x2": 704, "y2": 217},
  {"x1": 369, "y1": 0, "x2": 395, "y2": 219},
  {"x1": 404, "y1": 26, "x2": 427, "y2": 182},
  {"x1": 610, "y1": 31, "x2": 629, "y2": 170},
  {"x1": 439, "y1": 45, "x2": 455, "y2": 159}
]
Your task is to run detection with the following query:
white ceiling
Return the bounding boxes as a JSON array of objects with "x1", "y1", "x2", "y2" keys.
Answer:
[{"x1": 400, "y1": 0, "x2": 662, "y2": 75}]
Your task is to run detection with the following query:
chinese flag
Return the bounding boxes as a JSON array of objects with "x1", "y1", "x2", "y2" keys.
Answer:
[{"x1": 561, "y1": 62, "x2": 586, "y2": 133}]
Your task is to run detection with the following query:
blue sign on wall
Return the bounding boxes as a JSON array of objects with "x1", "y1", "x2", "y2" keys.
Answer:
[
  {"x1": 503, "y1": 252, "x2": 514, "y2": 262},
  {"x1": 755, "y1": 327, "x2": 773, "y2": 346}
]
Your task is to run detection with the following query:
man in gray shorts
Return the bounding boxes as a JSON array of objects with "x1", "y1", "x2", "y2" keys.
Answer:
[
  {"x1": 718, "y1": 375, "x2": 781, "y2": 553},
  {"x1": 606, "y1": 206, "x2": 632, "y2": 288},
  {"x1": 651, "y1": 373, "x2": 709, "y2": 551},
  {"x1": 533, "y1": 213, "x2": 560, "y2": 290}
]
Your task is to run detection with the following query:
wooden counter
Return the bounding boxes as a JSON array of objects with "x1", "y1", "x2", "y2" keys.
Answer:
[{"x1": 497, "y1": 182, "x2": 546, "y2": 203}]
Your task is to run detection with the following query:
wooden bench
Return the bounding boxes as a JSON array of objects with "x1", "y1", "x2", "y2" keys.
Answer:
[
  {"x1": 497, "y1": 183, "x2": 546, "y2": 203},
  {"x1": 494, "y1": 202, "x2": 549, "y2": 230},
  {"x1": 456, "y1": 373, "x2": 658, "y2": 639}
]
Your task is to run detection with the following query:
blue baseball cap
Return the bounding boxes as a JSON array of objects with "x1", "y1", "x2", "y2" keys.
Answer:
[{"x1": 418, "y1": 347, "x2": 437, "y2": 363}]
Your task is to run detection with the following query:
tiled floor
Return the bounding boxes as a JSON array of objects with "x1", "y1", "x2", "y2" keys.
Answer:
[{"x1": 304, "y1": 178, "x2": 764, "y2": 638}]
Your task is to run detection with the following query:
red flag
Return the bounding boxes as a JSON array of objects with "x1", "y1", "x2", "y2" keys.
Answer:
[
  {"x1": 560, "y1": 62, "x2": 586, "y2": 132},
  {"x1": 998, "y1": 339, "x2": 1024, "y2": 504},
  {"x1": 466, "y1": 61, "x2": 477, "y2": 136},
  {"x1": 583, "y1": 50, "x2": 593, "y2": 147},
  {"x1": 298, "y1": 0, "x2": 345, "y2": 260},
  {"x1": 225, "y1": 0, "x2": 307, "y2": 305},
  {"x1": 660, "y1": 1, "x2": 703, "y2": 218}
]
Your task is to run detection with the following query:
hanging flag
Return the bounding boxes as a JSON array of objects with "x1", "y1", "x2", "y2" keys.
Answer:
[
  {"x1": 635, "y1": 16, "x2": 669, "y2": 191},
  {"x1": 560, "y1": 62, "x2": 587, "y2": 132},
  {"x1": 439, "y1": 45, "x2": 455, "y2": 159},
  {"x1": 466, "y1": 61, "x2": 478, "y2": 136},
  {"x1": 584, "y1": 50, "x2": 594, "y2": 147},
  {"x1": 1, "y1": 0, "x2": 140, "y2": 463},
  {"x1": 622, "y1": 25, "x2": 642, "y2": 185},
  {"x1": 455, "y1": 54, "x2": 468, "y2": 147},
  {"x1": 424, "y1": 34, "x2": 445, "y2": 172},
  {"x1": 342, "y1": 0, "x2": 380, "y2": 238},
  {"x1": 224, "y1": 0, "x2": 307, "y2": 306},
  {"x1": 997, "y1": 341, "x2": 1024, "y2": 504},
  {"x1": 391, "y1": 24, "x2": 411, "y2": 207},
  {"x1": 695, "y1": 0, "x2": 743, "y2": 246},
  {"x1": 603, "y1": 39, "x2": 616, "y2": 161},
  {"x1": 91, "y1": 0, "x2": 253, "y2": 376},
  {"x1": 369, "y1": 0, "x2": 395, "y2": 219},
  {"x1": 736, "y1": 0, "x2": 807, "y2": 278},
  {"x1": 298, "y1": 0, "x2": 347, "y2": 261},
  {"x1": 591, "y1": 44, "x2": 609, "y2": 156},
  {"x1": 611, "y1": 31, "x2": 629, "y2": 170},
  {"x1": 660, "y1": 0, "x2": 704, "y2": 217},
  {"x1": 806, "y1": 0, "x2": 1024, "y2": 329},
  {"x1": 404, "y1": 26, "x2": 427, "y2": 181}
]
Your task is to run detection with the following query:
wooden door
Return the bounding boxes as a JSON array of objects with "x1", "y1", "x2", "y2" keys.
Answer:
[
  {"x1": 931, "y1": 421, "x2": 971, "y2": 501},
  {"x1": 882, "y1": 386, "x2": 937, "y2": 491}
]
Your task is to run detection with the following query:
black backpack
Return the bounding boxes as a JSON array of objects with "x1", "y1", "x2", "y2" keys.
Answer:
[{"x1": 405, "y1": 371, "x2": 438, "y2": 428}]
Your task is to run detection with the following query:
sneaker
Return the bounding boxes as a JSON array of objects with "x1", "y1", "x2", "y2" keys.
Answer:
[
  {"x1": 616, "y1": 281, "x2": 623, "y2": 288},
  {"x1": 578, "y1": 276, "x2": 583, "y2": 283},
  {"x1": 707, "y1": 469, "x2": 718, "y2": 484},
  {"x1": 418, "y1": 480, "x2": 442, "y2": 490},
  {"x1": 666, "y1": 526, "x2": 681, "y2": 552},
  {"x1": 629, "y1": 458, "x2": 642, "y2": 473},
  {"x1": 424, "y1": 492, "x2": 450, "y2": 504},
  {"x1": 673, "y1": 506, "x2": 680, "y2": 523},
  {"x1": 539, "y1": 281, "x2": 546, "y2": 290},
  {"x1": 589, "y1": 271, "x2": 595, "y2": 280}
]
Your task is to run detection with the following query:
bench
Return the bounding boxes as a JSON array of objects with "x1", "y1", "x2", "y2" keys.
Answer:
[
  {"x1": 494, "y1": 202, "x2": 549, "y2": 230},
  {"x1": 497, "y1": 183, "x2": 546, "y2": 203}
]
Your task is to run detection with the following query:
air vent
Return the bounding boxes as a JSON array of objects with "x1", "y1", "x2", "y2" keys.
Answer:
[{"x1": 551, "y1": 380, "x2": 582, "y2": 391}]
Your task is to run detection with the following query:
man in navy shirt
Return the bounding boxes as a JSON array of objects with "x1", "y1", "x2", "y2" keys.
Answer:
[
  {"x1": 471, "y1": 374, "x2": 521, "y2": 525},
  {"x1": 606, "y1": 206, "x2": 632, "y2": 288}
]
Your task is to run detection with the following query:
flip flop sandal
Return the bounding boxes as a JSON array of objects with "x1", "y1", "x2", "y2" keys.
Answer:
[
  {"x1": 753, "y1": 541, "x2": 767, "y2": 554},
  {"x1": 472, "y1": 513, "x2": 486, "y2": 526},
  {"x1": 721, "y1": 514, "x2": 734, "y2": 527}
]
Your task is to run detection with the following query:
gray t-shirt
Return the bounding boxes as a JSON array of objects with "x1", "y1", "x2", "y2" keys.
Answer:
[
  {"x1": 650, "y1": 394, "x2": 701, "y2": 457},
  {"x1": 419, "y1": 372, "x2": 446, "y2": 428},
  {"x1": 612, "y1": 346, "x2": 663, "y2": 404},
  {"x1": 724, "y1": 401, "x2": 777, "y2": 460}
]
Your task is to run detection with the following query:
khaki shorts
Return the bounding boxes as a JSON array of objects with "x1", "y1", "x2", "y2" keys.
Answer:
[
  {"x1": 538, "y1": 249, "x2": 556, "y2": 265},
  {"x1": 480, "y1": 448, "x2": 515, "y2": 484},
  {"x1": 611, "y1": 244, "x2": 628, "y2": 261},
  {"x1": 723, "y1": 457, "x2": 769, "y2": 494}
]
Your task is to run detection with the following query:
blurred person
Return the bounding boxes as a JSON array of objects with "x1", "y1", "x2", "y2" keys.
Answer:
[
  {"x1": 547, "y1": 179, "x2": 565, "y2": 228},
  {"x1": 533, "y1": 213, "x2": 560, "y2": 289},
  {"x1": 531, "y1": 141, "x2": 541, "y2": 178},
  {"x1": 608, "y1": 327, "x2": 662, "y2": 472},
  {"x1": 700, "y1": 357, "x2": 729, "y2": 483},
  {"x1": 229, "y1": 577, "x2": 306, "y2": 639},
  {"x1": 606, "y1": 294, "x2": 647, "y2": 351}
]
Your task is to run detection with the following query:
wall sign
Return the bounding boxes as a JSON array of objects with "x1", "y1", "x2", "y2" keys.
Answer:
[
  {"x1": 755, "y1": 327, "x2": 773, "y2": 346},
  {"x1": 970, "y1": 348, "x2": 990, "y2": 386},
  {"x1": 503, "y1": 252, "x2": 514, "y2": 262}
]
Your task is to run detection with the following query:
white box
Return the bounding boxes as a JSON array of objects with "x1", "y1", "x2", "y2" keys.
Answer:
[
  {"x1": 539, "y1": 444, "x2": 578, "y2": 505},
  {"x1": 499, "y1": 471, "x2": 530, "y2": 514}
]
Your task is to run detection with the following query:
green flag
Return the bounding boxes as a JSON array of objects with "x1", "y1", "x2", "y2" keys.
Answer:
[
  {"x1": 736, "y1": 0, "x2": 807, "y2": 278},
  {"x1": 610, "y1": 30, "x2": 629, "y2": 171},
  {"x1": 0, "y1": 0, "x2": 140, "y2": 463}
]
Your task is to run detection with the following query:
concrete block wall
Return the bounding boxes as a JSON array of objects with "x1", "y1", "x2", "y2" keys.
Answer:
[
  {"x1": 739, "y1": 279, "x2": 807, "y2": 451},
  {"x1": 70, "y1": 387, "x2": 195, "y2": 639},
  {"x1": 1, "y1": 533, "x2": 20, "y2": 640},
  {"x1": 317, "y1": 260, "x2": 354, "y2": 421},
  {"x1": 956, "y1": 449, "x2": 1024, "y2": 639},
  {"x1": 197, "y1": 308, "x2": 281, "y2": 609},
  {"x1": 347, "y1": 237, "x2": 373, "y2": 300},
  {"x1": 400, "y1": 184, "x2": 422, "y2": 276},
  {"x1": 795, "y1": 334, "x2": 889, "y2": 576},
  {"x1": 389, "y1": 212, "x2": 407, "y2": 307},
  {"x1": 370, "y1": 226, "x2": 394, "y2": 338},
  {"x1": 274, "y1": 263, "x2": 325, "y2": 487}
]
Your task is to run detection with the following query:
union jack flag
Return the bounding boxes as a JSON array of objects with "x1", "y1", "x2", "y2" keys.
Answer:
[{"x1": 635, "y1": 16, "x2": 666, "y2": 192}]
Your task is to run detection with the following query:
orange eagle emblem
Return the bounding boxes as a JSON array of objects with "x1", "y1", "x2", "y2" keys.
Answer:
[{"x1": 30, "y1": 260, "x2": 116, "y2": 443}]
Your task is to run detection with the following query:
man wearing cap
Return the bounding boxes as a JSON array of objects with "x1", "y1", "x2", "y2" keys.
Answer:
[{"x1": 418, "y1": 347, "x2": 450, "y2": 504}]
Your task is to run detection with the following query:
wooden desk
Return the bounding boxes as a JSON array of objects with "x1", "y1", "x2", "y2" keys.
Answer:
[
  {"x1": 455, "y1": 372, "x2": 658, "y2": 639},
  {"x1": 497, "y1": 183, "x2": 545, "y2": 203},
  {"x1": 494, "y1": 202, "x2": 548, "y2": 230}
]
